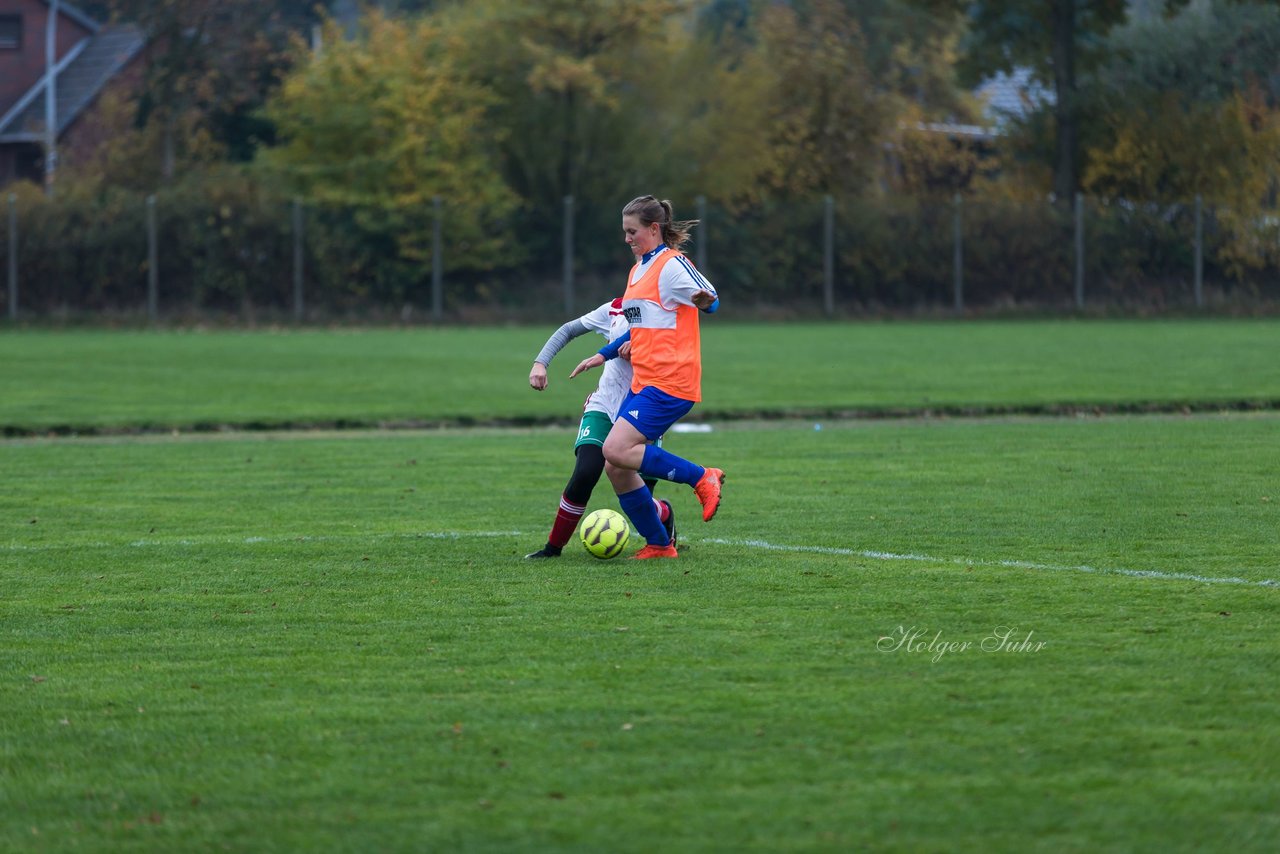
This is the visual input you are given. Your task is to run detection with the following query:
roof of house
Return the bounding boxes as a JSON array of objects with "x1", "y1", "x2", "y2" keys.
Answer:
[
  {"x1": 975, "y1": 67, "x2": 1054, "y2": 129},
  {"x1": 896, "y1": 68, "x2": 1054, "y2": 143},
  {"x1": 902, "y1": 67, "x2": 1056, "y2": 143},
  {"x1": 43, "y1": 0, "x2": 102, "y2": 34},
  {"x1": 0, "y1": 2, "x2": 146, "y2": 145}
]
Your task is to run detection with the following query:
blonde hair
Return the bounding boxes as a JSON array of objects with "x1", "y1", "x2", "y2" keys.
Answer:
[{"x1": 622, "y1": 195, "x2": 698, "y2": 249}]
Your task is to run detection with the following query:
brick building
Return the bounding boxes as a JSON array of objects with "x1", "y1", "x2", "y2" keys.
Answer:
[{"x1": 0, "y1": 0, "x2": 144, "y2": 187}]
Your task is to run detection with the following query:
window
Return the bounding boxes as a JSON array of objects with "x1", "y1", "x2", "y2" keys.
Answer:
[{"x1": 0, "y1": 16, "x2": 21, "y2": 51}]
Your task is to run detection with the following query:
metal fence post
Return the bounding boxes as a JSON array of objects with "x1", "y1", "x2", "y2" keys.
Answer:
[
  {"x1": 1193, "y1": 195, "x2": 1203, "y2": 309},
  {"x1": 432, "y1": 195, "x2": 443, "y2": 321},
  {"x1": 562, "y1": 195, "x2": 574, "y2": 316},
  {"x1": 695, "y1": 194, "x2": 707, "y2": 273},
  {"x1": 147, "y1": 194, "x2": 158, "y2": 322},
  {"x1": 6, "y1": 193, "x2": 15, "y2": 321},
  {"x1": 823, "y1": 195, "x2": 835, "y2": 316},
  {"x1": 953, "y1": 193, "x2": 964, "y2": 313},
  {"x1": 1074, "y1": 192, "x2": 1084, "y2": 309},
  {"x1": 292, "y1": 197, "x2": 304, "y2": 321}
]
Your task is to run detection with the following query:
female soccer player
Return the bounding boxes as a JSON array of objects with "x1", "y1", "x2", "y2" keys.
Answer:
[
  {"x1": 523, "y1": 298, "x2": 675, "y2": 559},
  {"x1": 569, "y1": 195, "x2": 723, "y2": 559}
]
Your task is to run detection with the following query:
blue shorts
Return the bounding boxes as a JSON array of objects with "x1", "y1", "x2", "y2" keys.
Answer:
[{"x1": 616, "y1": 386, "x2": 695, "y2": 441}]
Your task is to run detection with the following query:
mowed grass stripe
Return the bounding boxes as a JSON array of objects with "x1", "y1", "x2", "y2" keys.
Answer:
[
  {"x1": 3, "y1": 319, "x2": 1277, "y2": 851},
  {"x1": 3, "y1": 419, "x2": 1278, "y2": 850},
  {"x1": 7, "y1": 527, "x2": 1278, "y2": 589},
  {"x1": 3, "y1": 319, "x2": 1280, "y2": 432},
  {"x1": 2, "y1": 416, "x2": 1277, "y2": 578}
]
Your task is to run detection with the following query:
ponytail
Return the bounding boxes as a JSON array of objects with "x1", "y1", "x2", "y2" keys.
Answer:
[{"x1": 623, "y1": 195, "x2": 699, "y2": 250}]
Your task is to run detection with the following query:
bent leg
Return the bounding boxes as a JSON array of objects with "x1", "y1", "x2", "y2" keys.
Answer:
[
  {"x1": 608, "y1": 386, "x2": 722, "y2": 527},
  {"x1": 602, "y1": 418, "x2": 649, "y2": 471},
  {"x1": 606, "y1": 407, "x2": 705, "y2": 486},
  {"x1": 605, "y1": 459, "x2": 668, "y2": 548}
]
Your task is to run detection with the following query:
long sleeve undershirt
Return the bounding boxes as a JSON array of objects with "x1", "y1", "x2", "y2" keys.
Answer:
[{"x1": 535, "y1": 318, "x2": 590, "y2": 366}]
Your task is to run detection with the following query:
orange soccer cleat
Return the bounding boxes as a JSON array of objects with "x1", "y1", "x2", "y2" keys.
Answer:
[
  {"x1": 693, "y1": 467, "x2": 725, "y2": 522},
  {"x1": 633, "y1": 543, "x2": 679, "y2": 559}
]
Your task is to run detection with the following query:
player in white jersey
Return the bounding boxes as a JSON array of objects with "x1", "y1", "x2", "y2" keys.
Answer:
[{"x1": 524, "y1": 297, "x2": 675, "y2": 558}]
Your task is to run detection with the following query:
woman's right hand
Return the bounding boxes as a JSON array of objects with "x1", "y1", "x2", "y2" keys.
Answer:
[{"x1": 529, "y1": 362, "x2": 548, "y2": 390}]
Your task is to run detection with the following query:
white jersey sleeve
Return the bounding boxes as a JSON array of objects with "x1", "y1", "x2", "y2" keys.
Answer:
[
  {"x1": 658, "y1": 252, "x2": 717, "y2": 311},
  {"x1": 579, "y1": 301, "x2": 614, "y2": 338},
  {"x1": 585, "y1": 298, "x2": 634, "y2": 420}
]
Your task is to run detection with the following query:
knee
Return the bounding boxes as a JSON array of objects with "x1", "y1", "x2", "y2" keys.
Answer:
[
  {"x1": 603, "y1": 419, "x2": 646, "y2": 468},
  {"x1": 601, "y1": 434, "x2": 627, "y2": 466}
]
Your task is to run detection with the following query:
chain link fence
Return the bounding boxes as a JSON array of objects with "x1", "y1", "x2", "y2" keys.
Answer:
[{"x1": 3, "y1": 185, "x2": 1277, "y2": 323}]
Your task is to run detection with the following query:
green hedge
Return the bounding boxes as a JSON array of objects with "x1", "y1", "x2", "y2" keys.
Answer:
[{"x1": 1, "y1": 175, "x2": 1276, "y2": 320}]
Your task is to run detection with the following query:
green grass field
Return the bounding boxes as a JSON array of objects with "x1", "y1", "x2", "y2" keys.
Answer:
[
  {"x1": 2, "y1": 319, "x2": 1279, "y2": 432},
  {"x1": 2, "y1": 321, "x2": 1279, "y2": 851}
]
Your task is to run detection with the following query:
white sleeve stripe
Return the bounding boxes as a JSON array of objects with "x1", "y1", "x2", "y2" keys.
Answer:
[{"x1": 674, "y1": 255, "x2": 716, "y2": 294}]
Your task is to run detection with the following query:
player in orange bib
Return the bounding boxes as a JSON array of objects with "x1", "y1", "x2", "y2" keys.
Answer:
[{"x1": 570, "y1": 196, "x2": 724, "y2": 559}]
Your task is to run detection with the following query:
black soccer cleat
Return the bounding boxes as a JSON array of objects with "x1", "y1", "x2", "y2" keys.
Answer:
[
  {"x1": 525, "y1": 545, "x2": 562, "y2": 559},
  {"x1": 660, "y1": 500, "x2": 678, "y2": 550}
]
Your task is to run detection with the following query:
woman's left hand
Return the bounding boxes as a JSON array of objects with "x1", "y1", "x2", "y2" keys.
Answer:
[{"x1": 570, "y1": 354, "x2": 605, "y2": 379}]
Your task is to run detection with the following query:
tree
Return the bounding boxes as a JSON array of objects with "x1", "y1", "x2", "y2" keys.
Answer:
[
  {"x1": 446, "y1": 0, "x2": 686, "y2": 205},
  {"x1": 104, "y1": 0, "x2": 303, "y2": 180},
  {"x1": 1082, "y1": 2, "x2": 1280, "y2": 272},
  {"x1": 764, "y1": 0, "x2": 892, "y2": 197},
  {"x1": 1091, "y1": 1, "x2": 1280, "y2": 109},
  {"x1": 927, "y1": 0, "x2": 1129, "y2": 203},
  {"x1": 672, "y1": 0, "x2": 891, "y2": 206},
  {"x1": 433, "y1": 0, "x2": 691, "y2": 272},
  {"x1": 839, "y1": 0, "x2": 975, "y2": 116},
  {"x1": 1084, "y1": 89, "x2": 1280, "y2": 205},
  {"x1": 1083, "y1": 1, "x2": 1280, "y2": 205},
  {"x1": 257, "y1": 10, "x2": 518, "y2": 274}
]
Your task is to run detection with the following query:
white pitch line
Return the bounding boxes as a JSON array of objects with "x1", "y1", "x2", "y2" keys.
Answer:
[
  {"x1": 4, "y1": 530, "x2": 1275, "y2": 588},
  {"x1": 700, "y1": 537, "x2": 1279, "y2": 588},
  {"x1": 124, "y1": 530, "x2": 527, "y2": 548},
  {"x1": 0, "y1": 530, "x2": 527, "y2": 554}
]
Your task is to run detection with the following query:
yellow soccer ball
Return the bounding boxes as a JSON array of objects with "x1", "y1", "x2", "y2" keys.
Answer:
[{"x1": 579, "y1": 509, "x2": 631, "y2": 559}]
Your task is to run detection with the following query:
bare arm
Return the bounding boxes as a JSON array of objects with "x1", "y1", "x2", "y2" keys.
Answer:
[{"x1": 569, "y1": 353, "x2": 606, "y2": 379}]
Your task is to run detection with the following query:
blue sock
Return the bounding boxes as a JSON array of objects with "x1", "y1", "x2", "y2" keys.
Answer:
[
  {"x1": 618, "y1": 485, "x2": 669, "y2": 546},
  {"x1": 640, "y1": 445, "x2": 706, "y2": 486}
]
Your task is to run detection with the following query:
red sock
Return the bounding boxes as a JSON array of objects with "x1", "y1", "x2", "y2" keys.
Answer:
[
  {"x1": 549, "y1": 495, "x2": 587, "y2": 548},
  {"x1": 653, "y1": 498, "x2": 669, "y2": 522}
]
